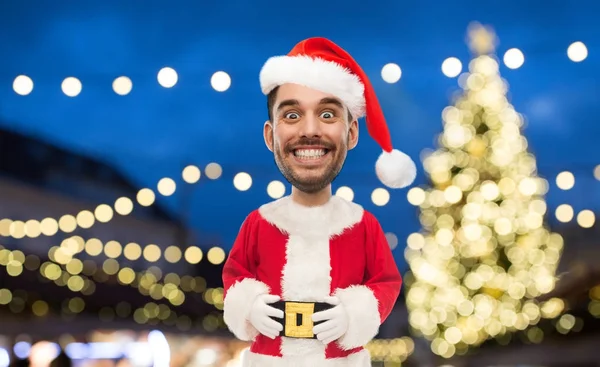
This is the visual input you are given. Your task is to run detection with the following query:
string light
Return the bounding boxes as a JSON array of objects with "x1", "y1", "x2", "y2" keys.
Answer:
[
  {"x1": 206, "y1": 247, "x2": 226, "y2": 265},
  {"x1": 576, "y1": 210, "x2": 595, "y2": 228},
  {"x1": 13, "y1": 75, "x2": 34, "y2": 96},
  {"x1": 0, "y1": 239, "x2": 217, "y2": 329},
  {"x1": 404, "y1": 23, "x2": 564, "y2": 359},
  {"x1": 61, "y1": 77, "x2": 82, "y2": 97},
  {"x1": 371, "y1": 188, "x2": 390, "y2": 206},
  {"x1": 182, "y1": 165, "x2": 201, "y2": 184},
  {"x1": 112, "y1": 76, "x2": 133, "y2": 95},
  {"x1": 114, "y1": 197, "x2": 134, "y2": 215},
  {"x1": 503, "y1": 48, "x2": 525, "y2": 69},
  {"x1": 233, "y1": 172, "x2": 252, "y2": 191},
  {"x1": 442, "y1": 57, "x2": 463, "y2": 78},
  {"x1": 567, "y1": 41, "x2": 588, "y2": 62},
  {"x1": 266, "y1": 180, "x2": 286, "y2": 199},
  {"x1": 0, "y1": 163, "x2": 221, "y2": 239},
  {"x1": 137, "y1": 189, "x2": 156, "y2": 207},
  {"x1": 555, "y1": 171, "x2": 575, "y2": 190},
  {"x1": 335, "y1": 186, "x2": 354, "y2": 202},
  {"x1": 211, "y1": 71, "x2": 232, "y2": 92},
  {"x1": 1, "y1": 227, "x2": 221, "y2": 302},
  {"x1": 157, "y1": 178, "x2": 176, "y2": 196},
  {"x1": 555, "y1": 204, "x2": 574, "y2": 222},
  {"x1": 0, "y1": 238, "x2": 217, "y2": 314},
  {"x1": 381, "y1": 63, "x2": 402, "y2": 84},
  {"x1": 205, "y1": 163, "x2": 223, "y2": 179},
  {"x1": 157, "y1": 67, "x2": 178, "y2": 88},
  {"x1": 9, "y1": 38, "x2": 590, "y2": 100}
]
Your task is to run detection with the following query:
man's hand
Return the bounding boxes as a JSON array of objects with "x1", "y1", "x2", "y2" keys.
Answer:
[
  {"x1": 312, "y1": 296, "x2": 349, "y2": 344},
  {"x1": 249, "y1": 294, "x2": 284, "y2": 339}
]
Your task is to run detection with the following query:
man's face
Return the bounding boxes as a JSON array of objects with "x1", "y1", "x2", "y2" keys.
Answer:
[{"x1": 263, "y1": 83, "x2": 359, "y2": 194}]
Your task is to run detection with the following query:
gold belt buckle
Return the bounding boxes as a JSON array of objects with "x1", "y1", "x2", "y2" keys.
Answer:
[{"x1": 284, "y1": 302, "x2": 315, "y2": 338}]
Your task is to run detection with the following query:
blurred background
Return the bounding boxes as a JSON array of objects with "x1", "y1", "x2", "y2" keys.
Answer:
[{"x1": 0, "y1": 1, "x2": 598, "y2": 366}]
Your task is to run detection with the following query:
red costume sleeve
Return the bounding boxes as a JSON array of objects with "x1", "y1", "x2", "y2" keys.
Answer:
[
  {"x1": 222, "y1": 211, "x2": 271, "y2": 341},
  {"x1": 334, "y1": 211, "x2": 403, "y2": 350}
]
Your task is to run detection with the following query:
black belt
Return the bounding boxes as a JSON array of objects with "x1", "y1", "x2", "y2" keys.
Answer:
[{"x1": 270, "y1": 301, "x2": 333, "y2": 339}]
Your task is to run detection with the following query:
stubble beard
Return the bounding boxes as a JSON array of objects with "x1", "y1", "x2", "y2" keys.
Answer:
[{"x1": 273, "y1": 137, "x2": 348, "y2": 195}]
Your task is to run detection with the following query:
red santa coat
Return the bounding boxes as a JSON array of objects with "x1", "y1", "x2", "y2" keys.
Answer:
[{"x1": 222, "y1": 195, "x2": 402, "y2": 366}]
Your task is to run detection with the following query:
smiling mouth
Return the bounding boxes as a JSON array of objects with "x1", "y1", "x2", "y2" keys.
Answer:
[{"x1": 292, "y1": 148, "x2": 330, "y2": 160}]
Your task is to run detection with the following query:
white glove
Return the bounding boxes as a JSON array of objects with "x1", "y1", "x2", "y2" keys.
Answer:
[
  {"x1": 311, "y1": 296, "x2": 349, "y2": 344},
  {"x1": 249, "y1": 294, "x2": 284, "y2": 339}
]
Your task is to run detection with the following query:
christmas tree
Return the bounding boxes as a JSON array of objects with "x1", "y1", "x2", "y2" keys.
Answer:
[{"x1": 403, "y1": 22, "x2": 564, "y2": 359}]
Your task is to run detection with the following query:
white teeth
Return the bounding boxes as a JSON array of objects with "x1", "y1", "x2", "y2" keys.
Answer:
[{"x1": 294, "y1": 149, "x2": 326, "y2": 159}]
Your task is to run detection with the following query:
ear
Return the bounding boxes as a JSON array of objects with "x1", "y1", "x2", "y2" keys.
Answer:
[
  {"x1": 263, "y1": 120, "x2": 274, "y2": 152},
  {"x1": 347, "y1": 119, "x2": 359, "y2": 150}
]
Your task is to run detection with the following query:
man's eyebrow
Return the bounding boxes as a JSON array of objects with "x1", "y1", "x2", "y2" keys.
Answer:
[
  {"x1": 276, "y1": 99, "x2": 300, "y2": 113},
  {"x1": 276, "y1": 97, "x2": 345, "y2": 113},
  {"x1": 319, "y1": 97, "x2": 344, "y2": 109}
]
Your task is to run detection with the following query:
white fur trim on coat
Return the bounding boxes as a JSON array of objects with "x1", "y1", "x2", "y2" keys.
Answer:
[
  {"x1": 223, "y1": 278, "x2": 270, "y2": 341},
  {"x1": 258, "y1": 195, "x2": 364, "y2": 238},
  {"x1": 279, "y1": 234, "x2": 330, "y2": 357},
  {"x1": 241, "y1": 348, "x2": 372, "y2": 367},
  {"x1": 259, "y1": 55, "x2": 366, "y2": 119},
  {"x1": 334, "y1": 285, "x2": 381, "y2": 350}
]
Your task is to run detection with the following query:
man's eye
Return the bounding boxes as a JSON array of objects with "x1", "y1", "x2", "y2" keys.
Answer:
[
  {"x1": 285, "y1": 112, "x2": 299, "y2": 119},
  {"x1": 320, "y1": 111, "x2": 334, "y2": 119}
]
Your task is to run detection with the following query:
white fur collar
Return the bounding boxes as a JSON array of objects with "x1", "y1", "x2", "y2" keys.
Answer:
[{"x1": 258, "y1": 195, "x2": 364, "y2": 238}]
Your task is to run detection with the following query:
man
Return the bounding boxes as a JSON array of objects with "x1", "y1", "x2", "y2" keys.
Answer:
[{"x1": 222, "y1": 37, "x2": 417, "y2": 366}]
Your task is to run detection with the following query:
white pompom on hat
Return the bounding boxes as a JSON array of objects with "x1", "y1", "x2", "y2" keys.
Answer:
[{"x1": 259, "y1": 37, "x2": 417, "y2": 188}]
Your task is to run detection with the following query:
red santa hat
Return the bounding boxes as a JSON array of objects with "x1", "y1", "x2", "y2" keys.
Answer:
[{"x1": 259, "y1": 37, "x2": 417, "y2": 189}]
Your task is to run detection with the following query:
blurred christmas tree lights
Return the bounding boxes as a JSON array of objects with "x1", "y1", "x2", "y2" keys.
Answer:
[{"x1": 404, "y1": 22, "x2": 565, "y2": 358}]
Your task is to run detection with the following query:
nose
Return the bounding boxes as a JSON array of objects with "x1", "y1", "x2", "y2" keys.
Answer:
[{"x1": 299, "y1": 113, "x2": 322, "y2": 138}]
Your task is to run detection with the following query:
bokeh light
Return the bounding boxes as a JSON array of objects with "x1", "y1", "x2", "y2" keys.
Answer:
[
  {"x1": 381, "y1": 63, "x2": 402, "y2": 83},
  {"x1": 503, "y1": 48, "x2": 524, "y2": 69}
]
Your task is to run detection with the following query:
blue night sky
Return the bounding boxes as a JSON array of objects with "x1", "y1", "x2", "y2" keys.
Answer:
[{"x1": 1, "y1": 0, "x2": 598, "y2": 270}]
